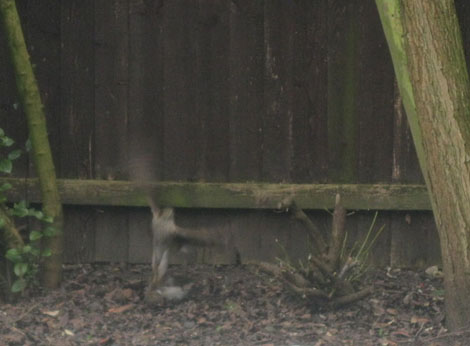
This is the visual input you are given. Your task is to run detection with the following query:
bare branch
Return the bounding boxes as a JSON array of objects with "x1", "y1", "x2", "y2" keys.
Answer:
[{"x1": 289, "y1": 201, "x2": 327, "y2": 254}]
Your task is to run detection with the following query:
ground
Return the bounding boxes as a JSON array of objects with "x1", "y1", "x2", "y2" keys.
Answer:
[{"x1": 0, "y1": 263, "x2": 469, "y2": 345}]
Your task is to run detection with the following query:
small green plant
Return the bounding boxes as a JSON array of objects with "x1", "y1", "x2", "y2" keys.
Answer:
[
  {"x1": 0, "y1": 128, "x2": 21, "y2": 176},
  {"x1": 266, "y1": 197, "x2": 383, "y2": 308},
  {"x1": 5, "y1": 202, "x2": 56, "y2": 292},
  {"x1": 0, "y1": 128, "x2": 55, "y2": 293}
]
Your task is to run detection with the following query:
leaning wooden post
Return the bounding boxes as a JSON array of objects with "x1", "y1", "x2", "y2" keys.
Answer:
[{"x1": 0, "y1": 0, "x2": 64, "y2": 288}]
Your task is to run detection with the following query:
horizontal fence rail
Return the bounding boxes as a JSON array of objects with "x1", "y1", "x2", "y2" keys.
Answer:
[{"x1": 2, "y1": 178, "x2": 431, "y2": 211}]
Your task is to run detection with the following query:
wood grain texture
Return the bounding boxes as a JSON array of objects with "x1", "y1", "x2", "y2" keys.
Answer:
[
  {"x1": 0, "y1": 0, "x2": 445, "y2": 268},
  {"x1": 59, "y1": 0, "x2": 94, "y2": 179},
  {"x1": 2, "y1": 178, "x2": 432, "y2": 210},
  {"x1": 228, "y1": 0, "x2": 264, "y2": 181},
  {"x1": 93, "y1": 0, "x2": 130, "y2": 262}
]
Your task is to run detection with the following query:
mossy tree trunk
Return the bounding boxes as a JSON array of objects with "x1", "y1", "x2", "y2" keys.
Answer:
[
  {"x1": 377, "y1": 0, "x2": 470, "y2": 330},
  {"x1": 0, "y1": 0, "x2": 63, "y2": 288}
]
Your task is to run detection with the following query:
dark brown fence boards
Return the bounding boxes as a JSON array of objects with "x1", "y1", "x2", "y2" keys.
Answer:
[
  {"x1": 63, "y1": 205, "x2": 95, "y2": 263},
  {"x1": 198, "y1": 1, "x2": 231, "y2": 181},
  {"x1": 162, "y1": 1, "x2": 203, "y2": 181},
  {"x1": 127, "y1": 0, "x2": 164, "y2": 263},
  {"x1": 60, "y1": 0, "x2": 94, "y2": 179},
  {"x1": 59, "y1": 0, "x2": 97, "y2": 264},
  {"x1": 94, "y1": 0, "x2": 130, "y2": 262},
  {"x1": 0, "y1": 0, "x2": 442, "y2": 267},
  {"x1": 351, "y1": 1, "x2": 395, "y2": 267},
  {"x1": 228, "y1": 1, "x2": 264, "y2": 182},
  {"x1": 24, "y1": 0, "x2": 61, "y2": 174},
  {"x1": 262, "y1": 1, "x2": 294, "y2": 183},
  {"x1": 356, "y1": 2, "x2": 395, "y2": 184},
  {"x1": 390, "y1": 211, "x2": 440, "y2": 268},
  {"x1": 327, "y1": 0, "x2": 359, "y2": 184},
  {"x1": 291, "y1": 1, "x2": 329, "y2": 184}
]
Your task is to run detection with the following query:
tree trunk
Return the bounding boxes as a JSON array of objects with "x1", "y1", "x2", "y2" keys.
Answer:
[
  {"x1": 377, "y1": 0, "x2": 470, "y2": 330},
  {"x1": 0, "y1": 0, "x2": 64, "y2": 288}
]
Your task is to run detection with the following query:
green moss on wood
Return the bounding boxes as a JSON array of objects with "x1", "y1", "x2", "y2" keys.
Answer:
[{"x1": 1, "y1": 178, "x2": 431, "y2": 211}]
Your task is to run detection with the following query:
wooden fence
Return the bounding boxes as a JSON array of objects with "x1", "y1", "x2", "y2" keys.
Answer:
[{"x1": 4, "y1": 0, "x2": 468, "y2": 267}]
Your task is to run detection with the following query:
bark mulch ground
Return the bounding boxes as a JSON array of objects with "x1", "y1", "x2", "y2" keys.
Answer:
[{"x1": 1, "y1": 263, "x2": 469, "y2": 345}]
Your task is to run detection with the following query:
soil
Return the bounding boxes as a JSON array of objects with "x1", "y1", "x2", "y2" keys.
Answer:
[{"x1": 0, "y1": 263, "x2": 469, "y2": 346}]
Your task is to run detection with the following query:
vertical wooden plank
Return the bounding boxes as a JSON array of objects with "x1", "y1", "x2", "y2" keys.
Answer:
[
  {"x1": 94, "y1": 0, "x2": 129, "y2": 180},
  {"x1": 197, "y1": 0, "x2": 231, "y2": 181},
  {"x1": 128, "y1": 0, "x2": 164, "y2": 181},
  {"x1": 60, "y1": 0, "x2": 96, "y2": 263},
  {"x1": 24, "y1": 0, "x2": 61, "y2": 177},
  {"x1": 128, "y1": 208, "x2": 152, "y2": 264},
  {"x1": 255, "y1": 211, "x2": 291, "y2": 263},
  {"x1": 262, "y1": 1, "x2": 294, "y2": 182},
  {"x1": 350, "y1": 212, "x2": 391, "y2": 268},
  {"x1": 352, "y1": 2, "x2": 394, "y2": 265},
  {"x1": 60, "y1": 0, "x2": 95, "y2": 179},
  {"x1": 176, "y1": 209, "x2": 237, "y2": 264},
  {"x1": 228, "y1": 1, "x2": 264, "y2": 182},
  {"x1": 230, "y1": 210, "x2": 263, "y2": 263},
  {"x1": 327, "y1": 0, "x2": 359, "y2": 183},
  {"x1": 93, "y1": 207, "x2": 128, "y2": 263},
  {"x1": 390, "y1": 212, "x2": 440, "y2": 268},
  {"x1": 290, "y1": 0, "x2": 329, "y2": 183},
  {"x1": 230, "y1": 210, "x2": 312, "y2": 264},
  {"x1": 162, "y1": 0, "x2": 203, "y2": 181},
  {"x1": 127, "y1": 0, "x2": 164, "y2": 263},
  {"x1": 356, "y1": 2, "x2": 395, "y2": 184},
  {"x1": 63, "y1": 206, "x2": 95, "y2": 263},
  {"x1": 93, "y1": 0, "x2": 129, "y2": 262}
]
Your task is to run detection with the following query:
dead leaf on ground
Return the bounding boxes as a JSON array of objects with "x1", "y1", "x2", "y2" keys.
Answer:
[{"x1": 107, "y1": 304, "x2": 134, "y2": 314}]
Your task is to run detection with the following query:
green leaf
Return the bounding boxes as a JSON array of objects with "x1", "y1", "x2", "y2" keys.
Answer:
[
  {"x1": 12, "y1": 203, "x2": 29, "y2": 218},
  {"x1": 15, "y1": 200, "x2": 26, "y2": 208},
  {"x1": 0, "y1": 128, "x2": 4, "y2": 136},
  {"x1": 0, "y1": 159, "x2": 12, "y2": 174},
  {"x1": 30, "y1": 210, "x2": 44, "y2": 219},
  {"x1": 0, "y1": 182, "x2": 12, "y2": 191},
  {"x1": 43, "y1": 226, "x2": 57, "y2": 237},
  {"x1": 42, "y1": 215, "x2": 54, "y2": 223},
  {"x1": 0, "y1": 218, "x2": 5, "y2": 228},
  {"x1": 8, "y1": 149, "x2": 21, "y2": 161},
  {"x1": 29, "y1": 230, "x2": 43, "y2": 241},
  {"x1": 2, "y1": 136, "x2": 14, "y2": 147},
  {"x1": 42, "y1": 248, "x2": 52, "y2": 257},
  {"x1": 6, "y1": 248, "x2": 22, "y2": 262},
  {"x1": 22, "y1": 245, "x2": 32, "y2": 253},
  {"x1": 14, "y1": 262, "x2": 28, "y2": 277},
  {"x1": 11, "y1": 279, "x2": 27, "y2": 293},
  {"x1": 0, "y1": 195, "x2": 6, "y2": 204},
  {"x1": 6, "y1": 247, "x2": 20, "y2": 256},
  {"x1": 31, "y1": 247, "x2": 40, "y2": 256}
]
